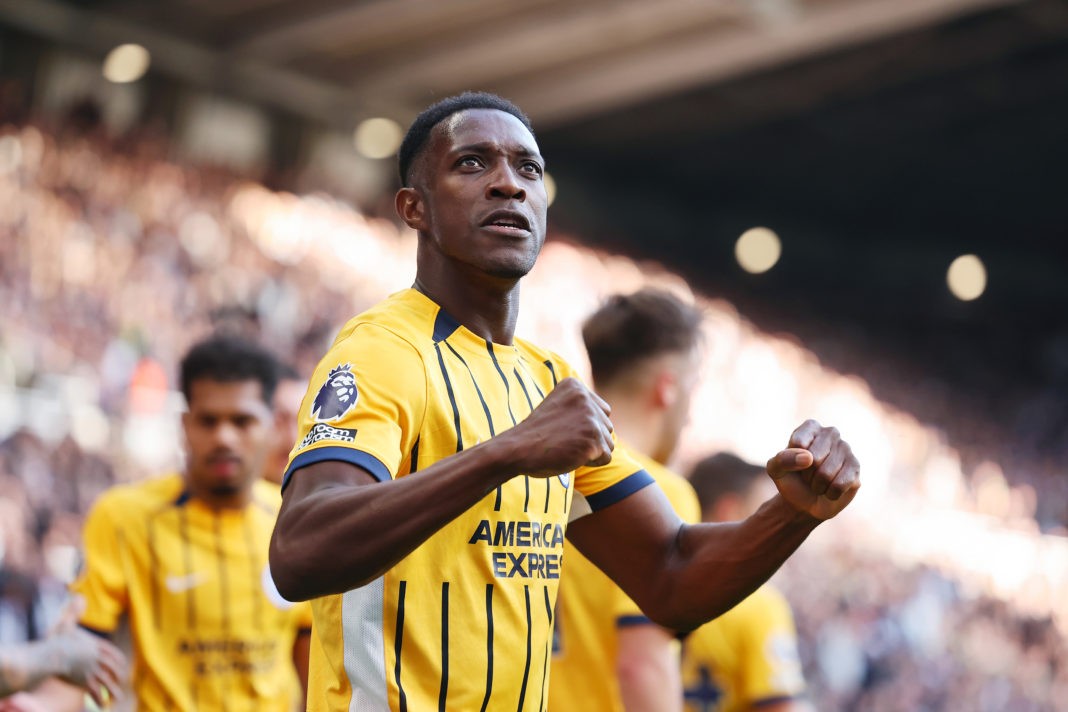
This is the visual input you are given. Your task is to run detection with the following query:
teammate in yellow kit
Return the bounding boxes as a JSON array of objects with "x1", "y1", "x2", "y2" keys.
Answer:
[
  {"x1": 29, "y1": 336, "x2": 311, "y2": 711},
  {"x1": 683, "y1": 453, "x2": 812, "y2": 712},
  {"x1": 551, "y1": 289, "x2": 704, "y2": 712},
  {"x1": 269, "y1": 92, "x2": 862, "y2": 712}
]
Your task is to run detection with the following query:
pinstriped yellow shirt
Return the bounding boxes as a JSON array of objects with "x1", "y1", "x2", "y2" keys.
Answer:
[
  {"x1": 282, "y1": 288, "x2": 653, "y2": 712},
  {"x1": 550, "y1": 452, "x2": 701, "y2": 712},
  {"x1": 73, "y1": 475, "x2": 312, "y2": 712}
]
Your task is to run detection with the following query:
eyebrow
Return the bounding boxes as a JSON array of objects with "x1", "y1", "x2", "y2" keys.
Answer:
[{"x1": 452, "y1": 142, "x2": 543, "y2": 162}]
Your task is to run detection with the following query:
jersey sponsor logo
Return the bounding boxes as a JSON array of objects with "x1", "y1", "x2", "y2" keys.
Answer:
[
  {"x1": 178, "y1": 636, "x2": 281, "y2": 676},
  {"x1": 165, "y1": 572, "x2": 208, "y2": 593},
  {"x1": 297, "y1": 422, "x2": 357, "y2": 449},
  {"x1": 468, "y1": 519, "x2": 566, "y2": 579},
  {"x1": 311, "y1": 364, "x2": 358, "y2": 422}
]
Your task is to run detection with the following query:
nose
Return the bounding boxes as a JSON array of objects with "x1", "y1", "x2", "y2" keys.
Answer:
[
  {"x1": 486, "y1": 164, "x2": 525, "y2": 202},
  {"x1": 213, "y1": 421, "x2": 241, "y2": 450}
]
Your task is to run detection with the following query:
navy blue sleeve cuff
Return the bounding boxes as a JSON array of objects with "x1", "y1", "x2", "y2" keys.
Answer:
[
  {"x1": 616, "y1": 614, "x2": 654, "y2": 628},
  {"x1": 281, "y1": 447, "x2": 391, "y2": 492},
  {"x1": 585, "y1": 469, "x2": 655, "y2": 511}
]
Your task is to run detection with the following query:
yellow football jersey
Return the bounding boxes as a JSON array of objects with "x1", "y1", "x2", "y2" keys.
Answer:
[
  {"x1": 681, "y1": 585, "x2": 806, "y2": 712},
  {"x1": 282, "y1": 288, "x2": 651, "y2": 712},
  {"x1": 73, "y1": 474, "x2": 313, "y2": 712},
  {"x1": 549, "y1": 451, "x2": 701, "y2": 712}
]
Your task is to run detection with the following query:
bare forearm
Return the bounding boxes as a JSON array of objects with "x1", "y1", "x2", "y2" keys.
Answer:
[
  {"x1": 617, "y1": 626, "x2": 682, "y2": 712},
  {"x1": 271, "y1": 440, "x2": 517, "y2": 600},
  {"x1": 0, "y1": 639, "x2": 67, "y2": 696},
  {"x1": 10, "y1": 678, "x2": 87, "y2": 712},
  {"x1": 658, "y1": 495, "x2": 818, "y2": 630}
]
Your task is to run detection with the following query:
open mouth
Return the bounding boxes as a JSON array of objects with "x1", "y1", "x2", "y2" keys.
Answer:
[{"x1": 481, "y1": 210, "x2": 531, "y2": 234}]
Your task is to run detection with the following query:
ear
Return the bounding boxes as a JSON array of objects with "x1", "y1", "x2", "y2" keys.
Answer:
[
  {"x1": 395, "y1": 187, "x2": 428, "y2": 232},
  {"x1": 652, "y1": 369, "x2": 678, "y2": 409}
]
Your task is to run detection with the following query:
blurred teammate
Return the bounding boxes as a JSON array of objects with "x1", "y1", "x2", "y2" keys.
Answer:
[
  {"x1": 269, "y1": 91, "x2": 861, "y2": 711},
  {"x1": 683, "y1": 453, "x2": 811, "y2": 712},
  {"x1": 28, "y1": 335, "x2": 312, "y2": 711},
  {"x1": 262, "y1": 361, "x2": 306, "y2": 488},
  {"x1": 550, "y1": 289, "x2": 703, "y2": 712}
]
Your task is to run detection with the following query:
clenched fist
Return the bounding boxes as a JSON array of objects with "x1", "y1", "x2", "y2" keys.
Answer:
[
  {"x1": 500, "y1": 377, "x2": 615, "y2": 477},
  {"x1": 766, "y1": 420, "x2": 861, "y2": 520}
]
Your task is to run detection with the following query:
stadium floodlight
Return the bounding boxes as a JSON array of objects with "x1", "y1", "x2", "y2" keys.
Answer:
[
  {"x1": 947, "y1": 254, "x2": 986, "y2": 301},
  {"x1": 735, "y1": 226, "x2": 781, "y2": 274},
  {"x1": 102, "y1": 43, "x2": 151, "y2": 84},
  {"x1": 353, "y1": 117, "x2": 403, "y2": 159}
]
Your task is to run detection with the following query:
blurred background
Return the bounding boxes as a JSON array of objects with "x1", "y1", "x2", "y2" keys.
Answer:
[{"x1": 1, "y1": 0, "x2": 1067, "y2": 709}]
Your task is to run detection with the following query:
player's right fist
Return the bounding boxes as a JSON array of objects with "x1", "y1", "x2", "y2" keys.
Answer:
[{"x1": 501, "y1": 377, "x2": 615, "y2": 477}]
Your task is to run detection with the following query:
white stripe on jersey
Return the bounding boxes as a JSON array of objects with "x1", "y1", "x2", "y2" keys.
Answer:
[{"x1": 343, "y1": 577, "x2": 389, "y2": 711}]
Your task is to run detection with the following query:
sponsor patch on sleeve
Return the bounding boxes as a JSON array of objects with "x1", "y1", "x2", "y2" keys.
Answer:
[
  {"x1": 311, "y1": 363, "x2": 359, "y2": 422},
  {"x1": 298, "y1": 423, "x2": 357, "y2": 450}
]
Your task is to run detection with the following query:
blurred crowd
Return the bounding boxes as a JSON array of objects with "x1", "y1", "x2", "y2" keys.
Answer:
[
  {"x1": 776, "y1": 545, "x2": 1068, "y2": 711},
  {"x1": 1, "y1": 105, "x2": 1066, "y2": 709}
]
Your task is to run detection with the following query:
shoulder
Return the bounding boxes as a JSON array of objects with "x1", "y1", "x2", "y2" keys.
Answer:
[
  {"x1": 719, "y1": 585, "x2": 795, "y2": 634},
  {"x1": 629, "y1": 454, "x2": 701, "y2": 523},
  {"x1": 83, "y1": 474, "x2": 184, "y2": 543},
  {"x1": 332, "y1": 290, "x2": 437, "y2": 354},
  {"x1": 743, "y1": 584, "x2": 790, "y2": 611},
  {"x1": 90, "y1": 473, "x2": 184, "y2": 517},
  {"x1": 251, "y1": 479, "x2": 282, "y2": 513}
]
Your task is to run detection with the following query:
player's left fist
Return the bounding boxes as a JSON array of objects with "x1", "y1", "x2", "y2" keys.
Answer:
[{"x1": 765, "y1": 420, "x2": 860, "y2": 520}]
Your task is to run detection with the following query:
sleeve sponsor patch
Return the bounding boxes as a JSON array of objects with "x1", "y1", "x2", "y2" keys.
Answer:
[
  {"x1": 311, "y1": 364, "x2": 359, "y2": 422},
  {"x1": 298, "y1": 423, "x2": 357, "y2": 449}
]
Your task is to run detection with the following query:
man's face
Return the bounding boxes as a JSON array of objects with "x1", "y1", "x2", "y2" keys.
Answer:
[
  {"x1": 265, "y1": 378, "x2": 306, "y2": 484},
  {"x1": 412, "y1": 108, "x2": 548, "y2": 280},
  {"x1": 182, "y1": 379, "x2": 271, "y2": 504}
]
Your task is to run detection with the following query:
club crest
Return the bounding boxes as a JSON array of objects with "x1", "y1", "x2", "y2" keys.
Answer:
[{"x1": 311, "y1": 364, "x2": 358, "y2": 422}]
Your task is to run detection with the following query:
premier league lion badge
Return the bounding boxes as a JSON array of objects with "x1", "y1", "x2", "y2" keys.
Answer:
[{"x1": 311, "y1": 364, "x2": 358, "y2": 422}]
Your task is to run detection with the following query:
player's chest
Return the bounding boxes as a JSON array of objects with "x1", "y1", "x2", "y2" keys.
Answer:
[{"x1": 129, "y1": 513, "x2": 287, "y2": 628}]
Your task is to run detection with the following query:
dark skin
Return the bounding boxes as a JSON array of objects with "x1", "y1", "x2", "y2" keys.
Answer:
[{"x1": 269, "y1": 109, "x2": 861, "y2": 631}]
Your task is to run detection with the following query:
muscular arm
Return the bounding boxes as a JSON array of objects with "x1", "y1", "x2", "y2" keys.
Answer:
[
  {"x1": 616, "y1": 625, "x2": 682, "y2": 712},
  {"x1": 568, "y1": 422, "x2": 859, "y2": 631},
  {"x1": 270, "y1": 378, "x2": 615, "y2": 601}
]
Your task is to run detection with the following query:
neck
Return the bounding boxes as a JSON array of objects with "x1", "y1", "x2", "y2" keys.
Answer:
[
  {"x1": 414, "y1": 258, "x2": 522, "y2": 345},
  {"x1": 602, "y1": 391, "x2": 668, "y2": 465},
  {"x1": 187, "y1": 481, "x2": 254, "y2": 510}
]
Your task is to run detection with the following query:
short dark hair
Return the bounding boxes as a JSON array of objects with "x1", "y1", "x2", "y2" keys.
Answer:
[
  {"x1": 179, "y1": 334, "x2": 279, "y2": 405},
  {"x1": 398, "y1": 91, "x2": 534, "y2": 186},
  {"x1": 582, "y1": 289, "x2": 703, "y2": 388},
  {"x1": 687, "y1": 452, "x2": 766, "y2": 512},
  {"x1": 275, "y1": 360, "x2": 300, "y2": 381}
]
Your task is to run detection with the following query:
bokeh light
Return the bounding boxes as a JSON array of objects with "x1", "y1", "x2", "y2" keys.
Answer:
[
  {"x1": 947, "y1": 254, "x2": 986, "y2": 301},
  {"x1": 102, "y1": 43, "x2": 151, "y2": 84},
  {"x1": 353, "y1": 117, "x2": 403, "y2": 159},
  {"x1": 735, "y1": 227, "x2": 782, "y2": 274}
]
